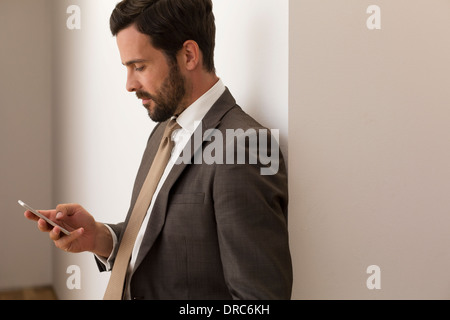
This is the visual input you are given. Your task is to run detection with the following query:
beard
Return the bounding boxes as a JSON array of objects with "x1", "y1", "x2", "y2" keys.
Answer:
[{"x1": 136, "y1": 63, "x2": 186, "y2": 123}]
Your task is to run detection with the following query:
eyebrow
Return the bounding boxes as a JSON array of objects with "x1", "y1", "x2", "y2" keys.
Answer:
[{"x1": 123, "y1": 59, "x2": 149, "y2": 67}]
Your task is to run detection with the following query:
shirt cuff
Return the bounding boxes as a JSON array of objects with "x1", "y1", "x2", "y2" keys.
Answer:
[{"x1": 94, "y1": 224, "x2": 118, "y2": 271}]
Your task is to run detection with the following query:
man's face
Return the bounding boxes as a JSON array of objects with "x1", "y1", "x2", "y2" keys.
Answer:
[{"x1": 116, "y1": 25, "x2": 186, "y2": 122}]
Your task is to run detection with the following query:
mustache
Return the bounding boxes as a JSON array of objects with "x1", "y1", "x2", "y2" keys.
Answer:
[{"x1": 136, "y1": 90, "x2": 153, "y2": 100}]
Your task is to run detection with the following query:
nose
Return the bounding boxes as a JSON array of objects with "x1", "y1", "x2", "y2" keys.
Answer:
[{"x1": 126, "y1": 71, "x2": 141, "y2": 93}]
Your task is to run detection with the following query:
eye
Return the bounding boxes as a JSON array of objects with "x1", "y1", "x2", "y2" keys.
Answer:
[{"x1": 135, "y1": 66, "x2": 145, "y2": 72}]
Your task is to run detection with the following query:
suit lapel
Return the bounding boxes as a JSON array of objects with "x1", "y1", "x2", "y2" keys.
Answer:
[{"x1": 133, "y1": 88, "x2": 237, "y2": 270}]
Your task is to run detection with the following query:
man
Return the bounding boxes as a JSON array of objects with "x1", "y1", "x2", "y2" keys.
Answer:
[{"x1": 25, "y1": 0, "x2": 292, "y2": 300}]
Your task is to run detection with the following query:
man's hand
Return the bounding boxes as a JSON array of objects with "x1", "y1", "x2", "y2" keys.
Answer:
[{"x1": 24, "y1": 203, "x2": 113, "y2": 258}]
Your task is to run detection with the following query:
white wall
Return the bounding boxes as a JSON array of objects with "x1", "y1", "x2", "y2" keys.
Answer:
[
  {"x1": 6, "y1": 0, "x2": 449, "y2": 302},
  {"x1": 214, "y1": 0, "x2": 289, "y2": 157},
  {"x1": 51, "y1": 0, "x2": 289, "y2": 300},
  {"x1": 51, "y1": 0, "x2": 151, "y2": 299},
  {"x1": 0, "y1": 0, "x2": 53, "y2": 291},
  {"x1": 289, "y1": 0, "x2": 450, "y2": 299}
]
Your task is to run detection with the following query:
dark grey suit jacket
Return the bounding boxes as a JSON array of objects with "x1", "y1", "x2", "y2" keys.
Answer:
[{"x1": 97, "y1": 89, "x2": 292, "y2": 300}]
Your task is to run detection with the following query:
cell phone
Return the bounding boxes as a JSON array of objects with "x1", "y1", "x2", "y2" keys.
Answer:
[{"x1": 18, "y1": 200, "x2": 71, "y2": 236}]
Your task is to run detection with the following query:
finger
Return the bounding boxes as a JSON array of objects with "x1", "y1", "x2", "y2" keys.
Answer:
[
  {"x1": 24, "y1": 209, "x2": 55, "y2": 222},
  {"x1": 38, "y1": 218, "x2": 54, "y2": 233},
  {"x1": 38, "y1": 209, "x2": 57, "y2": 216},
  {"x1": 24, "y1": 210, "x2": 39, "y2": 222},
  {"x1": 54, "y1": 228, "x2": 84, "y2": 252},
  {"x1": 49, "y1": 225, "x2": 62, "y2": 240}
]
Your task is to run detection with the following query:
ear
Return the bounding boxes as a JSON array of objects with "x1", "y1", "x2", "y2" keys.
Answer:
[{"x1": 179, "y1": 40, "x2": 201, "y2": 71}]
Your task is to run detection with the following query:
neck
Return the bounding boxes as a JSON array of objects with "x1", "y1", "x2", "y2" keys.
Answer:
[
  {"x1": 190, "y1": 72, "x2": 220, "y2": 104},
  {"x1": 177, "y1": 72, "x2": 220, "y2": 115}
]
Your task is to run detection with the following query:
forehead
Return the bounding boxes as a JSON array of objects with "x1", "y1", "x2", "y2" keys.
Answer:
[{"x1": 116, "y1": 24, "x2": 163, "y2": 64}]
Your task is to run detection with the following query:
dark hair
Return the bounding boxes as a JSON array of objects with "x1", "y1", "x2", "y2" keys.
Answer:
[{"x1": 110, "y1": 0, "x2": 216, "y2": 73}]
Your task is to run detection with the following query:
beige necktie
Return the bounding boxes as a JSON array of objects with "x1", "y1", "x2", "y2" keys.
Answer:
[{"x1": 103, "y1": 119, "x2": 181, "y2": 300}]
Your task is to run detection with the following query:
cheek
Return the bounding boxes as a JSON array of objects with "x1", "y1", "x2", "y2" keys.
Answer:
[
  {"x1": 145, "y1": 60, "x2": 171, "y2": 90},
  {"x1": 140, "y1": 71, "x2": 165, "y2": 94}
]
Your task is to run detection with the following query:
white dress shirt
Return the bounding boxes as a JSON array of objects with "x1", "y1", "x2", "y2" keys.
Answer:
[{"x1": 98, "y1": 79, "x2": 226, "y2": 299}]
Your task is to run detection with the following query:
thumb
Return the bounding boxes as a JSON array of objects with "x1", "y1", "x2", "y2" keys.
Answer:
[{"x1": 55, "y1": 203, "x2": 79, "y2": 219}]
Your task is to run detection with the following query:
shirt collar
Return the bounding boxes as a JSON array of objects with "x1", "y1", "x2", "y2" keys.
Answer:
[{"x1": 176, "y1": 79, "x2": 226, "y2": 134}]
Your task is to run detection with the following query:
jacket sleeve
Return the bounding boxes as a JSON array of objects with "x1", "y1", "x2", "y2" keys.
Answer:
[
  {"x1": 94, "y1": 222, "x2": 125, "y2": 272},
  {"x1": 213, "y1": 130, "x2": 293, "y2": 300}
]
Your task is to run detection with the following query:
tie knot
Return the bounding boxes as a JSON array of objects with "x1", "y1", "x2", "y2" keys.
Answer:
[{"x1": 164, "y1": 118, "x2": 181, "y2": 140}]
